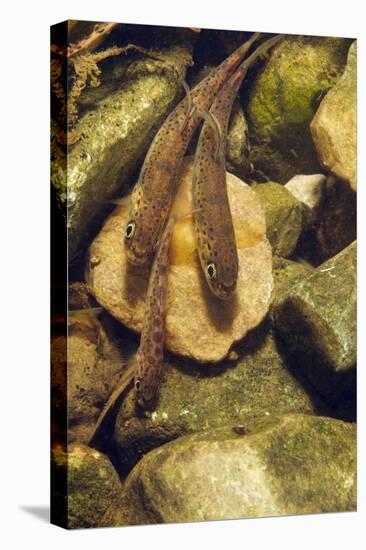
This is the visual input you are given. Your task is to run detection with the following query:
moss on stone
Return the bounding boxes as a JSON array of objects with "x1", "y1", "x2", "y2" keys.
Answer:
[
  {"x1": 254, "y1": 182, "x2": 305, "y2": 257},
  {"x1": 246, "y1": 36, "x2": 351, "y2": 181},
  {"x1": 52, "y1": 443, "x2": 124, "y2": 529},
  {"x1": 260, "y1": 416, "x2": 356, "y2": 513},
  {"x1": 270, "y1": 256, "x2": 314, "y2": 320},
  {"x1": 51, "y1": 42, "x2": 194, "y2": 260},
  {"x1": 273, "y1": 241, "x2": 356, "y2": 399},
  {"x1": 121, "y1": 414, "x2": 356, "y2": 524},
  {"x1": 114, "y1": 326, "x2": 326, "y2": 470}
]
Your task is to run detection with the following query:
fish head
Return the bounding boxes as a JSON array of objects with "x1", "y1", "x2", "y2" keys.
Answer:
[
  {"x1": 134, "y1": 353, "x2": 162, "y2": 409},
  {"x1": 124, "y1": 218, "x2": 153, "y2": 265},
  {"x1": 124, "y1": 206, "x2": 155, "y2": 266},
  {"x1": 124, "y1": 189, "x2": 166, "y2": 265},
  {"x1": 202, "y1": 239, "x2": 239, "y2": 300}
]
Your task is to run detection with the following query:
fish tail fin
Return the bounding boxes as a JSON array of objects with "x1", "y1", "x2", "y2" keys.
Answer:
[
  {"x1": 241, "y1": 34, "x2": 284, "y2": 70},
  {"x1": 227, "y1": 32, "x2": 262, "y2": 69}
]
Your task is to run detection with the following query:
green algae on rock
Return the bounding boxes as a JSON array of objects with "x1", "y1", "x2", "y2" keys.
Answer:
[
  {"x1": 273, "y1": 241, "x2": 356, "y2": 399},
  {"x1": 246, "y1": 36, "x2": 351, "y2": 182},
  {"x1": 120, "y1": 414, "x2": 356, "y2": 524},
  {"x1": 51, "y1": 443, "x2": 125, "y2": 529},
  {"x1": 270, "y1": 256, "x2": 314, "y2": 319},
  {"x1": 113, "y1": 327, "x2": 326, "y2": 470},
  {"x1": 311, "y1": 41, "x2": 357, "y2": 191},
  {"x1": 253, "y1": 182, "x2": 305, "y2": 257},
  {"x1": 51, "y1": 42, "x2": 194, "y2": 260}
]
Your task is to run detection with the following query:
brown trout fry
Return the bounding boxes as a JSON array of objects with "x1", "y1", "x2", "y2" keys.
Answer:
[
  {"x1": 88, "y1": 364, "x2": 135, "y2": 446},
  {"x1": 193, "y1": 35, "x2": 283, "y2": 299},
  {"x1": 124, "y1": 32, "x2": 261, "y2": 265},
  {"x1": 134, "y1": 216, "x2": 176, "y2": 409}
]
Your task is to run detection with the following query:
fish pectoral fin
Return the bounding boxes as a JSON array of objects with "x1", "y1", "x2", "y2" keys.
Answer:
[
  {"x1": 106, "y1": 196, "x2": 130, "y2": 210},
  {"x1": 69, "y1": 306, "x2": 103, "y2": 319}
]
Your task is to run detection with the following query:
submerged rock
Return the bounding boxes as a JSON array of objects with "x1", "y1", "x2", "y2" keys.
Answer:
[
  {"x1": 68, "y1": 282, "x2": 97, "y2": 309},
  {"x1": 226, "y1": 99, "x2": 250, "y2": 178},
  {"x1": 86, "y1": 158, "x2": 273, "y2": 363},
  {"x1": 315, "y1": 176, "x2": 356, "y2": 261},
  {"x1": 311, "y1": 42, "x2": 357, "y2": 190},
  {"x1": 246, "y1": 36, "x2": 350, "y2": 182},
  {"x1": 114, "y1": 327, "x2": 325, "y2": 470},
  {"x1": 51, "y1": 443, "x2": 124, "y2": 529},
  {"x1": 52, "y1": 42, "x2": 194, "y2": 260},
  {"x1": 285, "y1": 174, "x2": 326, "y2": 224},
  {"x1": 270, "y1": 256, "x2": 314, "y2": 319},
  {"x1": 253, "y1": 182, "x2": 305, "y2": 257},
  {"x1": 273, "y1": 241, "x2": 356, "y2": 399},
  {"x1": 57, "y1": 306, "x2": 134, "y2": 444},
  {"x1": 121, "y1": 414, "x2": 356, "y2": 524}
]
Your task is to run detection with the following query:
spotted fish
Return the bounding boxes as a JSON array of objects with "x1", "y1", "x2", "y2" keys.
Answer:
[
  {"x1": 192, "y1": 34, "x2": 283, "y2": 299},
  {"x1": 134, "y1": 215, "x2": 177, "y2": 408},
  {"x1": 88, "y1": 364, "x2": 135, "y2": 446},
  {"x1": 124, "y1": 32, "x2": 261, "y2": 265}
]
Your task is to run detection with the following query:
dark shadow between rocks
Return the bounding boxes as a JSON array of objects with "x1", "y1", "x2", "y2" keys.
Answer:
[
  {"x1": 164, "y1": 319, "x2": 269, "y2": 380},
  {"x1": 233, "y1": 318, "x2": 270, "y2": 358},
  {"x1": 98, "y1": 310, "x2": 140, "y2": 356},
  {"x1": 167, "y1": 349, "x2": 233, "y2": 380},
  {"x1": 274, "y1": 331, "x2": 356, "y2": 422}
]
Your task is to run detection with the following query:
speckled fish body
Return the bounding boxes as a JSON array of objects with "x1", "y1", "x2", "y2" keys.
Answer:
[
  {"x1": 124, "y1": 32, "x2": 261, "y2": 265},
  {"x1": 134, "y1": 216, "x2": 175, "y2": 409},
  {"x1": 193, "y1": 35, "x2": 283, "y2": 299}
]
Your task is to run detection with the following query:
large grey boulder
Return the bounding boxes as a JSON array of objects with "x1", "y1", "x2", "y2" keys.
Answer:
[
  {"x1": 246, "y1": 36, "x2": 351, "y2": 182},
  {"x1": 273, "y1": 241, "x2": 356, "y2": 399},
  {"x1": 121, "y1": 414, "x2": 356, "y2": 524}
]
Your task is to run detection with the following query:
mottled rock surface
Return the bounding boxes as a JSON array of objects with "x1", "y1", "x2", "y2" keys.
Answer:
[
  {"x1": 86, "y1": 159, "x2": 273, "y2": 362},
  {"x1": 273, "y1": 241, "x2": 356, "y2": 399},
  {"x1": 270, "y1": 256, "x2": 314, "y2": 318},
  {"x1": 226, "y1": 100, "x2": 250, "y2": 178},
  {"x1": 54, "y1": 309, "x2": 133, "y2": 444},
  {"x1": 114, "y1": 327, "x2": 326, "y2": 470},
  {"x1": 52, "y1": 41, "x2": 194, "y2": 260},
  {"x1": 121, "y1": 415, "x2": 356, "y2": 524},
  {"x1": 285, "y1": 174, "x2": 326, "y2": 224},
  {"x1": 254, "y1": 182, "x2": 305, "y2": 257},
  {"x1": 246, "y1": 36, "x2": 350, "y2": 182},
  {"x1": 311, "y1": 42, "x2": 357, "y2": 190},
  {"x1": 51, "y1": 443, "x2": 125, "y2": 529}
]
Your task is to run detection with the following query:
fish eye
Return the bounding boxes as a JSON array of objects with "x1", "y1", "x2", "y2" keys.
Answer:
[
  {"x1": 125, "y1": 221, "x2": 136, "y2": 239},
  {"x1": 206, "y1": 262, "x2": 217, "y2": 280},
  {"x1": 135, "y1": 379, "x2": 141, "y2": 391}
]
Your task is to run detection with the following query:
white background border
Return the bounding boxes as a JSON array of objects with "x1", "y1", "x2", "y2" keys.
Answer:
[{"x1": 1, "y1": 1, "x2": 364, "y2": 548}]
